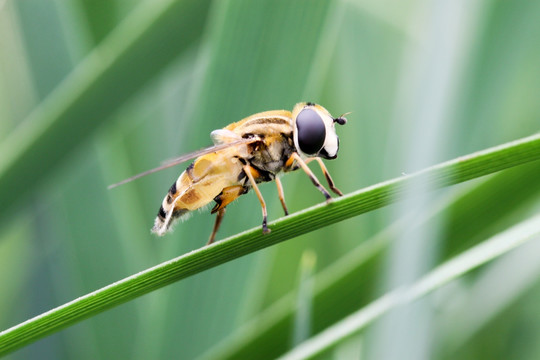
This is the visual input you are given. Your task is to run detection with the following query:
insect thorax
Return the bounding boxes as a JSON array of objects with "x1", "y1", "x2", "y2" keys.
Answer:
[{"x1": 246, "y1": 133, "x2": 295, "y2": 182}]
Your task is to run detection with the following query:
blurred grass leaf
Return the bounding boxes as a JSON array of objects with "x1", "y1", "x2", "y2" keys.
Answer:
[
  {"x1": 278, "y1": 212, "x2": 540, "y2": 360},
  {"x1": 0, "y1": 0, "x2": 212, "y2": 223}
]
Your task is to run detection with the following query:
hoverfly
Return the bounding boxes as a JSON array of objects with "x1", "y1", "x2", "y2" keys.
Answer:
[{"x1": 109, "y1": 102, "x2": 347, "y2": 244}]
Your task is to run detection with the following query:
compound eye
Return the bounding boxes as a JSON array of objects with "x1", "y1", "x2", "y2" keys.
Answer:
[{"x1": 296, "y1": 109, "x2": 326, "y2": 155}]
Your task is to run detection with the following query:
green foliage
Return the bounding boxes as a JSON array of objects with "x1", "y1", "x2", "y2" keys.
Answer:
[{"x1": 1, "y1": 0, "x2": 540, "y2": 359}]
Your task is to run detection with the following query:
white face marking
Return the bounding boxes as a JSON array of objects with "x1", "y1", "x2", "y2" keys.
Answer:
[{"x1": 321, "y1": 117, "x2": 339, "y2": 158}]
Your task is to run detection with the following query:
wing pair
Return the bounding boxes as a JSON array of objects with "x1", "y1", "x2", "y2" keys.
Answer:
[{"x1": 108, "y1": 130, "x2": 258, "y2": 189}]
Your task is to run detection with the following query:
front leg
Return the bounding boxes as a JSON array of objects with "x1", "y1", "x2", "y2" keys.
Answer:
[
  {"x1": 305, "y1": 157, "x2": 343, "y2": 196},
  {"x1": 286, "y1": 153, "x2": 332, "y2": 202}
]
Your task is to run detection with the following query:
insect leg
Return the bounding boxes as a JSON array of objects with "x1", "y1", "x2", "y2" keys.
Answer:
[
  {"x1": 286, "y1": 153, "x2": 332, "y2": 202},
  {"x1": 243, "y1": 165, "x2": 271, "y2": 234},
  {"x1": 208, "y1": 208, "x2": 226, "y2": 245},
  {"x1": 211, "y1": 185, "x2": 247, "y2": 214},
  {"x1": 305, "y1": 157, "x2": 343, "y2": 196},
  {"x1": 275, "y1": 177, "x2": 289, "y2": 215}
]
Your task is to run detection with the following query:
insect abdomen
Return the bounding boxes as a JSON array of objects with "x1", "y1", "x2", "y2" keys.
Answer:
[
  {"x1": 152, "y1": 153, "x2": 242, "y2": 236},
  {"x1": 152, "y1": 166, "x2": 195, "y2": 236}
]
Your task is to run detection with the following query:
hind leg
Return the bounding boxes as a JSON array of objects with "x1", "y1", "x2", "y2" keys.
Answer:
[
  {"x1": 207, "y1": 185, "x2": 247, "y2": 244},
  {"x1": 208, "y1": 208, "x2": 226, "y2": 245}
]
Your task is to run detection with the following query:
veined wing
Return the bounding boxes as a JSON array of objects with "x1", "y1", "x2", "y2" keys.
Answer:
[{"x1": 108, "y1": 137, "x2": 260, "y2": 189}]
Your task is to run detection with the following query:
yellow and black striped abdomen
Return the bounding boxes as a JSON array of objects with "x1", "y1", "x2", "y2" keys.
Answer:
[{"x1": 152, "y1": 151, "x2": 243, "y2": 236}]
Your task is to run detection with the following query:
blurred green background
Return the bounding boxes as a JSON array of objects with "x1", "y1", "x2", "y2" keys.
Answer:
[{"x1": 1, "y1": 0, "x2": 540, "y2": 359}]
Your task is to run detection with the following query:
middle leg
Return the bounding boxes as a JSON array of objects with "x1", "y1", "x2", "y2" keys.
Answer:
[
  {"x1": 275, "y1": 177, "x2": 289, "y2": 216},
  {"x1": 243, "y1": 164, "x2": 271, "y2": 234}
]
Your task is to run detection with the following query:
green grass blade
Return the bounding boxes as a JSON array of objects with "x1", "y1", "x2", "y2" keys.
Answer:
[
  {"x1": 0, "y1": 132, "x2": 539, "y2": 356},
  {"x1": 0, "y1": 0, "x2": 212, "y2": 222}
]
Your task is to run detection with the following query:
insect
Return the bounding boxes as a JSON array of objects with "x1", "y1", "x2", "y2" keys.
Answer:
[{"x1": 109, "y1": 102, "x2": 347, "y2": 244}]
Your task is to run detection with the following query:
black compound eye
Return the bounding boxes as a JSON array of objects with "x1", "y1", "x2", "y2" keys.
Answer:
[{"x1": 296, "y1": 109, "x2": 326, "y2": 155}]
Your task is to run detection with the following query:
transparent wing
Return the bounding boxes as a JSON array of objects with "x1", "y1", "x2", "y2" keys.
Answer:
[{"x1": 108, "y1": 137, "x2": 259, "y2": 189}]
